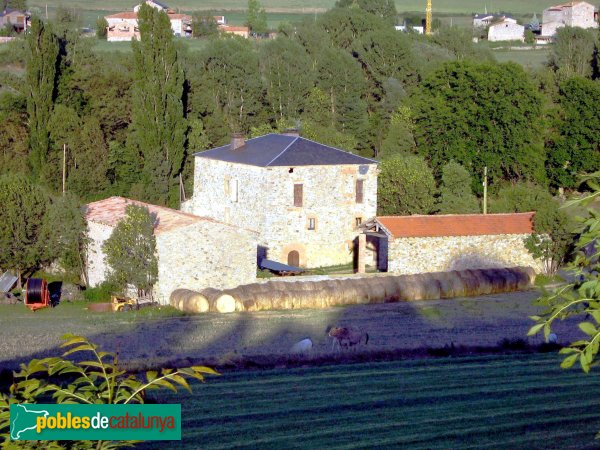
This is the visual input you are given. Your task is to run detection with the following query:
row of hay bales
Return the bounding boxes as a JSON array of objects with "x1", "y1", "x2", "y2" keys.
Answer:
[{"x1": 170, "y1": 266, "x2": 536, "y2": 314}]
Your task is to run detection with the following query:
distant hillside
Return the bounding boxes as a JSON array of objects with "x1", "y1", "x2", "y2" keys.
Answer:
[{"x1": 27, "y1": 0, "x2": 557, "y2": 15}]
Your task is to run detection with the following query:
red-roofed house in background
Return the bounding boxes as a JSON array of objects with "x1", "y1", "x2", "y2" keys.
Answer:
[
  {"x1": 542, "y1": 1, "x2": 598, "y2": 37},
  {"x1": 0, "y1": 8, "x2": 28, "y2": 33},
  {"x1": 105, "y1": 1, "x2": 192, "y2": 41},
  {"x1": 362, "y1": 213, "x2": 541, "y2": 274},
  {"x1": 84, "y1": 196, "x2": 257, "y2": 304}
]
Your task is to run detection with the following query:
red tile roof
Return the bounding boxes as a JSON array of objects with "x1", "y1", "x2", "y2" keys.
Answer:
[
  {"x1": 106, "y1": 11, "x2": 138, "y2": 19},
  {"x1": 376, "y1": 213, "x2": 535, "y2": 238},
  {"x1": 85, "y1": 196, "x2": 207, "y2": 235}
]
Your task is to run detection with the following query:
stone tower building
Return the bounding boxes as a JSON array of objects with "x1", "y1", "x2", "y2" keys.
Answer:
[{"x1": 182, "y1": 132, "x2": 378, "y2": 268}]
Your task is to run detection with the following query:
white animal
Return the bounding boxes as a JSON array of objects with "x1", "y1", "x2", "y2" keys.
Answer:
[{"x1": 290, "y1": 338, "x2": 313, "y2": 354}]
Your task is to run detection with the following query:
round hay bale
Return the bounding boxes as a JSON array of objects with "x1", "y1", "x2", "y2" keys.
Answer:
[
  {"x1": 512, "y1": 266, "x2": 535, "y2": 289},
  {"x1": 470, "y1": 269, "x2": 494, "y2": 296},
  {"x1": 457, "y1": 269, "x2": 480, "y2": 296},
  {"x1": 413, "y1": 273, "x2": 441, "y2": 300},
  {"x1": 215, "y1": 293, "x2": 236, "y2": 313},
  {"x1": 184, "y1": 292, "x2": 210, "y2": 313},
  {"x1": 398, "y1": 274, "x2": 423, "y2": 301},
  {"x1": 379, "y1": 276, "x2": 402, "y2": 302},
  {"x1": 436, "y1": 271, "x2": 466, "y2": 298},
  {"x1": 485, "y1": 268, "x2": 507, "y2": 294},
  {"x1": 362, "y1": 278, "x2": 387, "y2": 304}
]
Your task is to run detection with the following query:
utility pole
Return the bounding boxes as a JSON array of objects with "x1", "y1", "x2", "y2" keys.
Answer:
[
  {"x1": 482, "y1": 166, "x2": 488, "y2": 214},
  {"x1": 425, "y1": 0, "x2": 432, "y2": 35},
  {"x1": 62, "y1": 144, "x2": 66, "y2": 195},
  {"x1": 45, "y1": 4, "x2": 48, "y2": 19}
]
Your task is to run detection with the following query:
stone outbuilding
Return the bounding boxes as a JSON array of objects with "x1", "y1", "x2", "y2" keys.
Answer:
[
  {"x1": 488, "y1": 18, "x2": 525, "y2": 42},
  {"x1": 85, "y1": 197, "x2": 258, "y2": 304},
  {"x1": 542, "y1": 1, "x2": 598, "y2": 37},
  {"x1": 182, "y1": 131, "x2": 378, "y2": 269},
  {"x1": 362, "y1": 213, "x2": 541, "y2": 274}
]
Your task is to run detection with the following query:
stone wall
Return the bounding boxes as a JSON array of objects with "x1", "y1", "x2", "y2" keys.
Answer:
[
  {"x1": 86, "y1": 221, "x2": 114, "y2": 288},
  {"x1": 387, "y1": 234, "x2": 541, "y2": 274},
  {"x1": 86, "y1": 218, "x2": 258, "y2": 305},
  {"x1": 187, "y1": 157, "x2": 378, "y2": 268},
  {"x1": 488, "y1": 22, "x2": 524, "y2": 41},
  {"x1": 155, "y1": 221, "x2": 257, "y2": 304}
]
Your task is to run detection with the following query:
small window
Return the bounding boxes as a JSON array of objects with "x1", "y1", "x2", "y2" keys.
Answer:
[
  {"x1": 294, "y1": 183, "x2": 303, "y2": 207},
  {"x1": 356, "y1": 180, "x2": 364, "y2": 204},
  {"x1": 355, "y1": 217, "x2": 363, "y2": 227},
  {"x1": 229, "y1": 178, "x2": 238, "y2": 202},
  {"x1": 308, "y1": 217, "x2": 316, "y2": 230}
]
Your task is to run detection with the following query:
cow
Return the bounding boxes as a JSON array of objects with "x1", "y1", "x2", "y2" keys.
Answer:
[{"x1": 328, "y1": 326, "x2": 369, "y2": 351}]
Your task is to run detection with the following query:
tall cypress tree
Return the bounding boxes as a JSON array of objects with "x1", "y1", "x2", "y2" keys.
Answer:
[
  {"x1": 25, "y1": 16, "x2": 59, "y2": 183},
  {"x1": 129, "y1": 3, "x2": 186, "y2": 206}
]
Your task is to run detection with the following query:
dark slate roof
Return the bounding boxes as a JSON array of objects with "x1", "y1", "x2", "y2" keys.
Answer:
[{"x1": 195, "y1": 134, "x2": 378, "y2": 167}]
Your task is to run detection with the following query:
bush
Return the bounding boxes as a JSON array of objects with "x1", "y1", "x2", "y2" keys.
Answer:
[{"x1": 82, "y1": 282, "x2": 117, "y2": 302}]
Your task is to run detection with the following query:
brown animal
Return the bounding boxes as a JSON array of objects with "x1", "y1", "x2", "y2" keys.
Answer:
[{"x1": 328, "y1": 326, "x2": 369, "y2": 351}]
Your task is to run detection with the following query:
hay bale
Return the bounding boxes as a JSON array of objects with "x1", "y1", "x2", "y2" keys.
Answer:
[
  {"x1": 87, "y1": 302, "x2": 113, "y2": 313},
  {"x1": 214, "y1": 293, "x2": 236, "y2": 313},
  {"x1": 513, "y1": 266, "x2": 535, "y2": 289},
  {"x1": 435, "y1": 271, "x2": 467, "y2": 298},
  {"x1": 362, "y1": 278, "x2": 387, "y2": 303}
]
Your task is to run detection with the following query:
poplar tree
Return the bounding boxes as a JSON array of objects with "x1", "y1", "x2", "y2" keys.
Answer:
[
  {"x1": 25, "y1": 16, "x2": 59, "y2": 183},
  {"x1": 129, "y1": 3, "x2": 186, "y2": 207}
]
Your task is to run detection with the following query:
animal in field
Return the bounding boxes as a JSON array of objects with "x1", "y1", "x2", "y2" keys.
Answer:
[
  {"x1": 328, "y1": 326, "x2": 369, "y2": 351},
  {"x1": 290, "y1": 337, "x2": 313, "y2": 354}
]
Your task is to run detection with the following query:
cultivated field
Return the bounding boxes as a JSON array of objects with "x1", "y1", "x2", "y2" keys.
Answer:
[
  {"x1": 29, "y1": 0, "x2": 559, "y2": 14},
  {"x1": 493, "y1": 48, "x2": 551, "y2": 69},
  {"x1": 140, "y1": 353, "x2": 600, "y2": 448},
  {"x1": 0, "y1": 290, "x2": 582, "y2": 371}
]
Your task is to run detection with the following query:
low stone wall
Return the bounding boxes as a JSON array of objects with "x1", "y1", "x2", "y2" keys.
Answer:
[{"x1": 387, "y1": 234, "x2": 541, "y2": 274}]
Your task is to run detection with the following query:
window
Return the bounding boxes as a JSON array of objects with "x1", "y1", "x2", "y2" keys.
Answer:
[
  {"x1": 307, "y1": 217, "x2": 316, "y2": 230},
  {"x1": 355, "y1": 217, "x2": 363, "y2": 228},
  {"x1": 356, "y1": 179, "x2": 364, "y2": 204},
  {"x1": 229, "y1": 178, "x2": 238, "y2": 202},
  {"x1": 294, "y1": 184, "x2": 303, "y2": 207}
]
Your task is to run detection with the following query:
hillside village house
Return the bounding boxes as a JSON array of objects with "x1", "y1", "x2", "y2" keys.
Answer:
[
  {"x1": 85, "y1": 197, "x2": 257, "y2": 304},
  {"x1": 542, "y1": 1, "x2": 598, "y2": 37},
  {"x1": 182, "y1": 131, "x2": 378, "y2": 269},
  {"x1": 488, "y1": 18, "x2": 525, "y2": 42},
  {"x1": 105, "y1": 0, "x2": 192, "y2": 41},
  {"x1": 362, "y1": 213, "x2": 540, "y2": 274},
  {"x1": 0, "y1": 8, "x2": 28, "y2": 33}
]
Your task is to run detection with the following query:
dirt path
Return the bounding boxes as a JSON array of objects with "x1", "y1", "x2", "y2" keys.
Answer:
[{"x1": 0, "y1": 290, "x2": 582, "y2": 370}]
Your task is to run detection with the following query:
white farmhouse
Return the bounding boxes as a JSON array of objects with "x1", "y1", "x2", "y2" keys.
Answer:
[
  {"x1": 542, "y1": 1, "x2": 598, "y2": 37},
  {"x1": 183, "y1": 131, "x2": 378, "y2": 269},
  {"x1": 85, "y1": 197, "x2": 258, "y2": 304},
  {"x1": 488, "y1": 18, "x2": 525, "y2": 42}
]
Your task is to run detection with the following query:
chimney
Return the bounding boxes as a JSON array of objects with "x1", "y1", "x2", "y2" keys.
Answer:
[
  {"x1": 282, "y1": 128, "x2": 299, "y2": 137},
  {"x1": 231, "y1": 132, "x2": 245, "y2": 151}
]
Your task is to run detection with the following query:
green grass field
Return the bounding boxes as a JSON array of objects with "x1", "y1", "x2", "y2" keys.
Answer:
[
  {"x1": 29, "y1": 0, "x2": 558, "y2": 15},
  {"x1": 138, "y1": 353, "x2": 600, "y2": 449},
  {"x1": 493, "y1": 48, "x2": 551, "y2": 69}
]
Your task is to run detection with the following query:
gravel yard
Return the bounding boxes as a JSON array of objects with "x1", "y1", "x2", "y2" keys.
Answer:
[{"x1": 0, "y1": 290, "x2": 582, "y2": 371}]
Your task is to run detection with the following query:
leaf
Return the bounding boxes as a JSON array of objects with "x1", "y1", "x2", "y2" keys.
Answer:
[
  {"x1": 63, "y1": 344, "x2": 95, "y2": 357},
  {"x1": 527, "y1": 323, "x2": 545, "y2": 336},
  {"x1": 561, "y1": 354, "x2": 579, "y2": 369},
  {"x1": 579, "y1": 322, "x2": 597, "y2": 336},
  {"x1": 146, "y1": 370, "x2": 158, "y2": 383},
  {"x1": 191, "y1": 366, "x2": 220, "y2": 376},
  {"x1": 170, "y1": 374, "x2": 191, "y2": 393},
  {"x1": 151, "y1": 379, "x2": 177, "y2": 393},
  {"x1": 580, "y1": 354, "x2": 591, "y2": 373}
]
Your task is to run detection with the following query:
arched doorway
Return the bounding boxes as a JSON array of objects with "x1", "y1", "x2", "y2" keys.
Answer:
[{"x1": 287, "y1": 250, "x2": 300, "y2": 267}]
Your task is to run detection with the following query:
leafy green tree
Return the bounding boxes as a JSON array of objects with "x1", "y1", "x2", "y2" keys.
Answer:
[
  {"x1": 301, "y1": 120, "x2": 358, "y2": 152},
  {"x1": 103, "y1": 204, "x2": 158, "y2": 298},
  {"x1": 436, "y1": 161, "x2": 480, "y2": 214},
  {"x1": 546, "y1": 77, "x2": 600, "y2": 189},
  {"x1": 246, "y1": 0, "x2": 267, "y2": 35},
  {"x1": 0, "y1": 175, "x2": 50, "y2": 287},
  {"x1": 3, "y1": 0, "x2": 26, "y2": 10},
  {"x1": 413, "y1": 61, "x2": 546, "y2": 188},
  {"x1": 192, "y1": 14, "x2": 219, "y2": 38},
  {"x1": 379, "y1": 105, "x2": 416, "y2": 158},
  {"x1": 529, "y1": 176, "x2": 600, "y2": 374},
  {"x1": 377, "y1": 155, "x2": 436, "y2": 215},
  {"x1": 25, "y1": 16, "x2": 59, "y2": 183},
  {"x1": 432, "y1": 26, "x2": 493, "y2": 61},
  {"x1": 96, "y1": 16, "x2": 108, "y2": 39},
  {"x1": 191, "y1": 37, "x2": 263, "y2": 133},
  {"x1": 260, "y1": 37, "x2": 314, "y2": 119},
  {"x1": 318, "y1": 8, "x2": 382, "y2": 50},
  {"x1": 490, "y1": 182, "x2": 572, "y2": 274},
  {"x1": 0, "y1": 92, "x2": 28, "y2": 176},
  {"x1": 43, "y1": 193, "x2": 88, "y2": 283},
  {"x1": 129, "y1": 3, "x2": 186, "y2": 206},
  {"x1": 335, "y1": 0, "x2": 397, "y2": 25},
  {"x1": 549, "y1": 26, "x2": 598, "y2": 79}
]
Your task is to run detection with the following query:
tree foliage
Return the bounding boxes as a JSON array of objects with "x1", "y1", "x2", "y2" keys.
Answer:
[
  {"x1": 103, "y1": 204, "x2": 158, "y2": 297},
  {"x1": 436, "y1": 161, "x2": 480, "y2": 214},
  {"x1": 529, "y1": 176, "x2": 600, "y2": 377},
  {"x1": 0, "y1": 175, "x2": 50, "y2": 283},
  {"x1": 377, "y1": 155, "x2": 436, "y2": 215},
  {"x1": 192, "y1": 14, "x2": 219, "y2": 38},
  {"x1": 549, "y1": 26, "x2": 598, "y2": 79},
  {"x1": 129, "y1": 4, "x2": 186, "y2": 206},
  {"x1": 25, "y1": 16, "x2": 59, "y2": 183},
  {"x1": 413, "y1": 61, "x2": 546, "y2": 188},
  {"x1": 246, "y1": 0, "x2": 267, "y2": 35}
]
